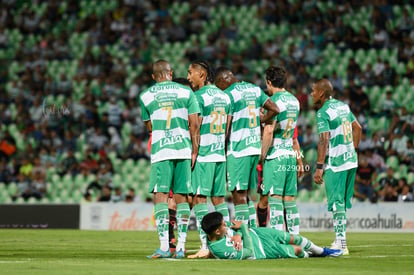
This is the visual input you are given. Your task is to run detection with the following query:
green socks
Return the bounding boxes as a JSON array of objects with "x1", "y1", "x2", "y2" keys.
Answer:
[
  {"x1": 215, "y1": 203, "x2": 230, "y2": 226},
  {"x1": 284, "y1": 200, "x2": 300, "y2": 234},
  {"x1": 333, "y1": 209, "x2": 347, "y2": 245},
  {"x1": 154, "y1": 203, "x2": 169, "y2": 251},
  {"x1": 194, "y1": 203, "x2": 209, "y2": 250},
  {"x1": 269, "y1": 197, "x2": 284, "y2": 230},
  {"x1": 234, "y1": 204, "x2": 249, "y2": 224},
  {"x1": 176, "y1": 203, "x2": 190, "y2": 251}
]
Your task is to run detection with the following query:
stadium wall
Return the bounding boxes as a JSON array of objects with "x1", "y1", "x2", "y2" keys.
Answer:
[
  {"x1": 79, "y1": 202, "x2": 414, "y2": 233},
  {"x1": 0, "y1": 203, "x2": 412, "y2": 232}
]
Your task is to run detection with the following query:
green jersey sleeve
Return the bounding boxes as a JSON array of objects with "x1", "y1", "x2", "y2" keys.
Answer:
[
  {"x1": 188, "y1": 90, "x2": 201, "y2": 115},
  {"x1": 139, "y1": 96, "x2": 150, "y2": 122},
  {"x1": 195, "y1": 92, "x2": 205, "y2": 116},
  {"x1": 259, "y1": 89, "x2": 270, "y2": 107},
  {"x1": 316, "y1": 110, "x2": 330, "y2": 134},
  {"x1": 349, "y1": 110, "x2": 356, "y2": 123},
  {"x1": 208, "y1": 236, "x2": 244, "y2": 260}
]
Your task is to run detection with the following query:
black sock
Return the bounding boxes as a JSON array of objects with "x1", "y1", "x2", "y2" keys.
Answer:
[
  {"x1": 168, "y1": 209, "x2": 176, "y2": 242},
  {"x1": 257, "y1": 206, "x2": 268, "y2": 227}
]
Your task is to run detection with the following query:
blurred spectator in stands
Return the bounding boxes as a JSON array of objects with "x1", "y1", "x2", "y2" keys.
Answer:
[
  {"x1": 381, "y1": 91, "x2": 397, "y2": 116},
  {"x1": 263, "y1": 39, "x2": 279, "y2": 59},
  {"x1": 128, "y1": 76, "x2": 140, "y2": 100},
  {"x1": 353, "y1": 26, "x2": 371, "y2": 50},
  {"x1": 111, "y1": 187, "x2": 125, "y2": 203},
  {"x1": 59, "y1": 149, "x2": 78, "y2": 177},
  {"x1": 245, "y1": 36, "x2": 262, "y2": 60},
  {"x1": 355, "y1": 155, "x2": 376, "y2": 202},
  {"x1": 376, "y1": 167, "x2": 398, "y2": 192},
  {"x1": 12, "y1": 172, "x2": 31, "y2": 201},
  {"x1": 50, "y1": 130, "x2": 62, "y2": 151},
  {"x1": 400, "y1": 140, "x2": 414, "y2": 166},
  {"x1": 81, "y1": 152, "x2": 99, "y2": 174},
  {"x1": 296, "y1": 64, "x2": 310, "y2": 87},
  {"x1": 349, "y1": 85, "x2": 370, "y2": 114},
  {"x1": 0, "y1": 130, "x2": 16, "y2": 161},
  {"x1": 381, "y1": 182, "x2": 398, "y2": 202},
  {"x1": 0, "y1": 158, "x2": 12, "y2": 184},
  {"x1": 107, "y1": 96, "x2": 123, "y2": 131},
  {"x1": 373, "y1": 57, "x2": 385, "y2": 81},
  {"x1": 398, "y1": 8, "x2": 413, "y2": 35},
  {"x1": 82, "y1": 191, "x2": 92, "y2": 202},
  {"x1": 302, "y1": 125, "x2": 318, "y2": 150},
  {"x1": 108, "y1": 126, "x2": 123, "y2": 154},
  {"x1": 97, "y1": 185, "x2": 112, "y2": 202},
  {"x1": 0, "y1": 103, "x2": 12, "y2": 125},
  {"x1": 397, "y1": 181, "x2": 413, "y2": 202},
  {"x1": 8, "y1": 79, "x2": 23, "y2": 100},
  {"x1": 88, "y1": 127, "x2": 108, "y2": 151},
  {"x1": 346, "y1": 58, "x2": 361, "y2": 81},
  {"x1": 372, "y1": 26, "x2": 389, "y2": 49},
  {"x1": 29, "y1": 97, "x2": 44, "y2": 125},
  {"x1": 386, "y1": 128, "x2": 409, "y2": 157},
  {"x1": 123, "y1": 133, "x2": 149, "y2": 161},
  {"x1": 31, "y1": 156, "x2": 46, "y2": 179},
  {"x1": 329, "y1": 71, "x2": 344, "y2": 93},
  {"x1": 294, "y1": 85, "x2": 308, "y2": 112},
  {"x1": 30, "y1": 170, "x2": 47, "y2": 200},
  {"x1": 359, "y1": 130, "x2": 374, "y2": 152},
  {"x1": 303, "y1": 40, "x2": 320, "y2": 66},
  {"x1": 124, "y1": 187, "x2": 141, "y2": 203},
  {"x1": 221, "y1": 18, "x2": 238, "y2": 40},
  {"x1": 401, "y1": 110, "x2": 414, "y2": 136},
  {"x1": 365, "y1": 148, "x2": 386, "y2": 173},
  {"x1": 57, "y1": 73, "x2": 72, "y2": 96},
  {"x1": 62, "y1": 130, "x2": 77, "y2": 152},
  {"x1": 380, "y1": 61, "x2": 397, "y2": 86},
  {"x1": 360, "y1": 63, "x2": 376, "y2": 87},
  {"x1": 19, "y1": 157, "x2": 33, "y2": 179},
  {"x1": 97, "y1": 150, "x2": 114, "y2": 173}
]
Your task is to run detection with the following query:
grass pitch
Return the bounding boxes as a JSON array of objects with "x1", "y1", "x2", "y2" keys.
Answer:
[{"x1": 1, "y1": 230, "x2": 413, "y2": 274}]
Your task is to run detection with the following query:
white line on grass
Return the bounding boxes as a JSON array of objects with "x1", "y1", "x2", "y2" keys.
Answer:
[{"x1": 352, "y1": 244, "x2": 413, "y2": 248}]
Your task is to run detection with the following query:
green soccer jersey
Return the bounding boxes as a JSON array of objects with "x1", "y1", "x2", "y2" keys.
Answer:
[
  {"x1": 207, "y1": 228, "x2": 264, "y2": 260},
  {"x1": 225, "y1": 81, "x2": 269, "y2": 158},
  {"x1": 207, "y1": 226, "x2": 295, "y2": 260},
  {"x1": 316, "y1": 98, "x2": 357, "y2": 172},
  {"x1": 139, "y1": 81, "x2": 200, "y2": 163},
  {"x1": 266, "y1": 91, "x2": 300, "y2": 160},
  {"x1": 195, "y1": 85, "x2": 231, "y2": 162}
]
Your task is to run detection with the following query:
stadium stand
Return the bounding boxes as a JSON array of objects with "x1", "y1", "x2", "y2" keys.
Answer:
[{"x1": 0, "y1": 0, "x2": 413, "y2": 204}]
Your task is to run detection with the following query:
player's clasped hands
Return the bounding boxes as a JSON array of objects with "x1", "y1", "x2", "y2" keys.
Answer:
[{"x1": 230, "y1": 221, "x2": 244, "y2": 251}]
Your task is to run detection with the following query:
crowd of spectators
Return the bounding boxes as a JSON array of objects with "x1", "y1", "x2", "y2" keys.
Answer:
[{"x1": 0, "y1": 0, "x2": 413, "y2": 203}]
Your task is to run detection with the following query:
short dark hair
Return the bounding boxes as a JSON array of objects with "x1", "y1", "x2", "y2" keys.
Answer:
[
  {"x1": 265, "y1": 66, "x2": 287, "y2": 88},
  {"x1": 201, "y1": 212, "x2": 223, "y2": 235},
  {"x1": 192, "y1": 60, "x2": 215, "y2": 84}
]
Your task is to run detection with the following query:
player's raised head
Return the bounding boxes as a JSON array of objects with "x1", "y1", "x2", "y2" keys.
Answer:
[
  {"x1": 201, "y1": 212, "x2": 224, "y2": 236},
  {"x1": 265, "y1": 66, "x2": 287, "y2": 89}
]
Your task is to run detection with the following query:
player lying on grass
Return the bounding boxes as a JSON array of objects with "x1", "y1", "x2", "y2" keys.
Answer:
[{"x1": 201, "y1": 212, "x2": 343, "y2": 260}]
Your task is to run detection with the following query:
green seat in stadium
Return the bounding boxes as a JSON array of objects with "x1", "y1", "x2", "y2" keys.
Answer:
[{"x1": 386, "y1": 156, "x2": 399, "y2": 170}]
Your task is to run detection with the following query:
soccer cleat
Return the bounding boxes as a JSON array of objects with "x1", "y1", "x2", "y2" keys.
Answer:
[
  {"x1": 187, "y1": 248, "x2": 210, "y2": 259},
  {"x1": 330, "y1": 240, "x2": 349, "y2": 256},
  {"x1": 146, "y1": 248, "x2": 172, "y2": 259},
  {"x1": 321, "y1": 247, "x2": 344, "y2": 257},
  {"x1": 174, "y1": 249, "x2": 185, "y2": 259}
]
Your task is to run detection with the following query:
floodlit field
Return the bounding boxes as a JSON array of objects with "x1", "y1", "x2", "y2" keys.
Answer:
[{"x1": 1, "y1": 230, "x2": 413, "y2": 274}]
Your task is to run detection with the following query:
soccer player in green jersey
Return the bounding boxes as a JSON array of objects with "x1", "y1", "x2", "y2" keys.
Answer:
[
  {"x1": 311, "y1": 79, "x2": 362, "y2": 256},
  {"x1": 201, "y1": 212, "x2": 343, "y2": 260},
  {"x1": 186, "y1": 61, "x2": 232, "y2": 258},
  {"x1": 140, "y1": 60, "x2": 200, "y2": 259},
  {"x1": 260, "y1": 66, "x2": 303, "y2": 234},
  {"x1": 214, "y1": 67, "x2": 279, "y2": 228}
]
